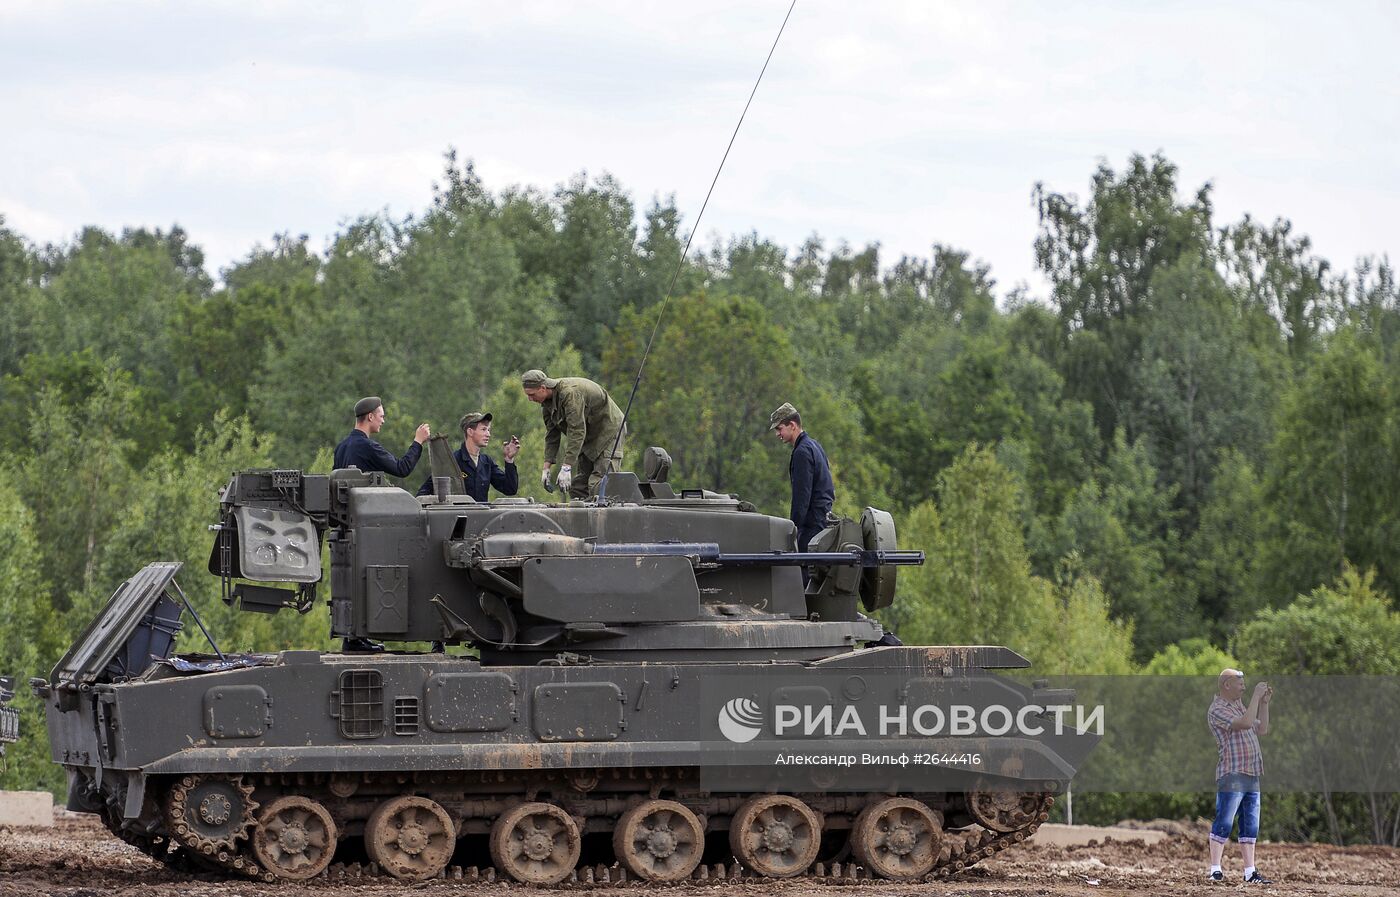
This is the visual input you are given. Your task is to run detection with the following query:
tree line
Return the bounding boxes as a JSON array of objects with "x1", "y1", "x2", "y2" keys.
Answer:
[{"x1": 2, "y1": 151, "x2": 1398, "y2": 842}]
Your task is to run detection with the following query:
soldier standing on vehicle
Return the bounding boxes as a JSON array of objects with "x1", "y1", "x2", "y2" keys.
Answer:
[
  {"x1": 770, "y1": 402, "x2": 834, "y2": 552},
  {"x1": 333, "y1": 396, "x2": 431, "y2": 478},
  {"x1": 521, "y1": 370, "x2": 625, "y2": 499}
]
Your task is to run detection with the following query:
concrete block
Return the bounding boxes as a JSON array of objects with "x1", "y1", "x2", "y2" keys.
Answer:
[
  {"x1": 1031, "y1": 823, "x2": 1168, "y2": 846},
  {"x1": 0, "y1": 790, "x2": 54, "y2": 827}
]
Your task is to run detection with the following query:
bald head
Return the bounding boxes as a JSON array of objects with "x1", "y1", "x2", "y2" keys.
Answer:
[{"x1": 1218, "y1": 668, "x2": 1245, "y2": 699}]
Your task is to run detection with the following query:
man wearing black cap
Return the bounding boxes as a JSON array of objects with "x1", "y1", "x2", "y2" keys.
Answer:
[
  {"x1": 770, "y1": 402, "x2": 834, "y2": 552},
  {"x1": 333, "y1": 396, "x2": 431, "y2": 478},
  {"x1": 332, "y1": 397, "x2": 430, "y2": 653},
  {"x1": 416, "y1": 412, "x2": 521, "y2": 501}
]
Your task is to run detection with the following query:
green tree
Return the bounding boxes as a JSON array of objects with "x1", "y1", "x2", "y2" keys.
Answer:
[
  {"x1": 1258, "y1": 329, "x2": 1396, "y2": 603},
  {"x1": 1187, "y1": 451, "x2": 1268, "y2": 640},
  {"x1": 251, "y1": 162, "x2": 565, "y2": 469},
  {"x1": 31, "y1": 226, "x2": 210, "y2": 408},
  {"x1": 891, "y1": 448, "x2": 1133, "y2": 674},
  {"x1": 1055, "y1": 431, "x2": 1196, "y2": 656},
  {"x1": 1236, "y1": 567, "x2": 1400, "y2": 676},
  {"x1": 0, "y1": 217, "x2": 41, "y2": 377},
  {"x1": 1218, "y1": 215, "x2": 1337, "y2": 361},
  {"x1": 0, "y1": 471, "x2": 63, "y2": 794},
  {"x1": 898, "y1": 446, "x2": 1041, "y2": 645},
  {"x1": 1141, "y1": 637, "x2": 1237, "y2": 676},
  {"x1": 1131, "y1": 256, "x2": 1273, "y2": 520},
  {"x1": 19, "y1": 366, "x2": 143, "y2": 608},
  {"x1": 548, "y1": 172, "x2": 640, "y2": 367},
  {"x1": 1014, "y1": 565, "x2": 1137, "y2": 676},
  {"x1": 1233, "y1": 569, "x2": 1400, "y2": 845},
  {"x1": 602, "y1": 293, "x2": 801, "y2": 510},
  {"x1": 1034, "y1": 153, "x2": 1216, "y2": 441}
]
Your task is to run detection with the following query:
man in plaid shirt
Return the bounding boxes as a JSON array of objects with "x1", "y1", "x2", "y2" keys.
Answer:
[{"x1": 1207, "y1": 668, "x2": 1273, "y2": 884}]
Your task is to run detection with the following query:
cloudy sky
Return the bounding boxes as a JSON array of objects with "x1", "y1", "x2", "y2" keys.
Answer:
[{"x1": 2, "y1": 1, "x2": 1397, "y2": 294}]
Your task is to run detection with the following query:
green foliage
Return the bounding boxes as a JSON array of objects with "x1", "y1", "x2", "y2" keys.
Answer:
[
  {"x1": 1034, "y1": 152, "x2": 1216, "y2": 440},
  {"x1": 602, "y1": 293, "x2": 801, "y2": 511},
  {"x1": 2, "y1": 151, "x2": 1398, "y2": 835},
  {"x1": 1054, "y1": 431, "x2": 1197, "y2": 657},
  {"x1": 19, "y1": 364, "x2": 144, "y2": 608},
  {"x1": 1234, "y1": 566, "x2": 1400, "y2": 675},
  {"x1": 1258, "y1": 329, "x2": 1398, "y2": 604},
  {"x1": 0, "y1": 470, "x2": 63, "y2": 794},
  {"x1": 1142, "y1": 637, "x2": 1238, "y2": 677},
  {"x1": 895, "y1": 446, "x2": 1039, "y2": 645},
  {"x1": 1218, "y1": 215, "x2": 1337, "y2": 361},
  {"x1": 1132, "y1": 256, "x2": 1274, "y2": 520},
  {"x1": 1187, "y1": 451, "x2": 1268, "y2": 639},
  {"x1": 1026, "y1": 568, "x2": 1136, "y2": 676},
  {"x1": 890, "y1": 447, "x2": 1134, "y2": 674}
]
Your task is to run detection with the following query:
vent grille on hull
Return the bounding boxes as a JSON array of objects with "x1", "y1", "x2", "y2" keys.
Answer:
[
  {"x1": 393, "y1": 696, "x2": 420, "y2": 736},
  {"x1": 337, "y1": 669, "x2": 383, "y2": 739}
]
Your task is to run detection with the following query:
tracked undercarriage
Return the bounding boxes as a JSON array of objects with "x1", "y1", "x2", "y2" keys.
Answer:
[
  {"x1": 94, "y1": 767, "x2": 1053, "y2": 883},
  {"x1": 38, "y1": 461, "x2": 1093, "y2": 885}
]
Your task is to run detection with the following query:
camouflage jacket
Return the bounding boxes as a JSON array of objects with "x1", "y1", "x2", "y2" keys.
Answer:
[{"x1": 541, "y1": 377, "x2": 625, "y2": 467}]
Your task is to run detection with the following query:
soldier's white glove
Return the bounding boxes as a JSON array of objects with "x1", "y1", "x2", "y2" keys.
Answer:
[
  {"x1": 556, "y1": 465, "x2": 573, "y2": 492},
  {"x1": 541, "y1": 465, "x2": 554, "y2": 493}
]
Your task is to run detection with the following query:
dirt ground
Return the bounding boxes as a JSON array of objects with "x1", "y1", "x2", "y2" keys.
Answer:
[{"x1": 1, "y1": 812, "x2": 1397, "y2": 897}]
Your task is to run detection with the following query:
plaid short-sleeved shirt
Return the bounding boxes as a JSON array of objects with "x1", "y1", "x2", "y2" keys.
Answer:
[{"x1": 1208, "y1": 695, "x2": 1262, "y2": 780}]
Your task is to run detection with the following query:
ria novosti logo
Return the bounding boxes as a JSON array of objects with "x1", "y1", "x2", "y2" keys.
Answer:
[
  {"x1": 718, "y1": 697, "x2": 764, "y2": 743},
  {"x1": 717, "y1": 696, "x2": 1103, "y2": 743}
]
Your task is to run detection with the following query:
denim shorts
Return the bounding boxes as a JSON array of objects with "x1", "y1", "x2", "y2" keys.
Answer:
[{"x1": 1210, "y1": 773, "x2": 1260, "y2": 843}]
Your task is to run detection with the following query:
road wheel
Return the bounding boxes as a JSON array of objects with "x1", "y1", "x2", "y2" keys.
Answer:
[
  {"x1": 252, "y1": 795, "x2": 338, "y2": 880},
  {"x1": 612, "y1": 799, "x2": 704, "y2": 882},
  {"x1": 364, "y1": 795, "x2": 455, "y2": 882},
  {"x1": 850, "y1": 797, "x2": 941, "y2": 880},
  {"x1": 728, "y1": 794, "x2": 821, "y2": 878},
  {"x1": 489, "y1": 801, "x2": 581, "y2": 884}
]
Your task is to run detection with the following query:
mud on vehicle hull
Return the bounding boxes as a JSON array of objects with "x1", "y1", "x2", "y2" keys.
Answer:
[
  {"x1": 48, "y1": 648, "x2": 1069, "y2": 883},
  {"x1": 39, "y1": 467, "x2": 1092, "y2": 883}
]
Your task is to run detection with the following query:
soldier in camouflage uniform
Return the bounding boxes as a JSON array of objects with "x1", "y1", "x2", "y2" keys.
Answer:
[{"x1": 521, "y1": 370, "x2": 626, "y2": 499}]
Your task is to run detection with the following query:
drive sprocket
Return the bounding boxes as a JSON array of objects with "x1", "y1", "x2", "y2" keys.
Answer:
[{"x1": 163, "y1": 774, "x2": 259, "y2": 852}]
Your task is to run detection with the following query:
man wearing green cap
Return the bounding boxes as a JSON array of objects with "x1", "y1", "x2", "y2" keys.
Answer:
[
  {"x1": 770, "y1": 402, "x2": 834, "y2": 551},
  {"x1": 333, "y1": 396, "x2": 431, "y2": 478},
  {"x1": 415, "y1": 412, "x2": 521, "y2": 501},
  {"x1": 522, "y1": 370, "x2": 625, "y2": 499}
]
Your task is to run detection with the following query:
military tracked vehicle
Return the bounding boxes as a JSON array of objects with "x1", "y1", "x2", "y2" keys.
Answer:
[
  {"x1": 36, "y1": 449, "x2": 1093, "y2": 883},
  {"x1": 0, "y1": 677, "x2": 18, "y2": 764}
]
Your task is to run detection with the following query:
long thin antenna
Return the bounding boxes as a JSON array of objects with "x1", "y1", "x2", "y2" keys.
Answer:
[{"x1": 607, "y1": 0, "x2": 798, "y2": 464}]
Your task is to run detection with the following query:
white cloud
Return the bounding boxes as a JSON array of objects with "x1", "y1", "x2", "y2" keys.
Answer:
[{"x1": 0, "y1": 1, "x2": 1396, "y2": 292}]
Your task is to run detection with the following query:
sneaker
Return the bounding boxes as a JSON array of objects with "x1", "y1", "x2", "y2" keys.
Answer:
[
  {"x1": 1244, "y1": 871, "x2": 1272, "y2": 884},
  {"x1": 1209, "y1": 870, "x2": 1224, "y2": 882}
]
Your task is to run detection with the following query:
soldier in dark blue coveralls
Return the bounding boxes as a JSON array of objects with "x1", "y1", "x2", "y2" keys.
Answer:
[
  {"x1": 769, "y1": 402, "x2": 834, "y2": 551},
  {"x1": 333, "y1": 396, "x2": 430, "y2": 653},
  {"x1": 416, "y1": 411, "x2": 521, "y2": 501},
  {"x1": 333, "y1": 396, "x2": 431, "y2": 477}
]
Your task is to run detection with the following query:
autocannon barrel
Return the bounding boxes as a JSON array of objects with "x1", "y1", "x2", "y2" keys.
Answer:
[{"x1": 588, "y1": 542, "x2": 924, "y2": 567}]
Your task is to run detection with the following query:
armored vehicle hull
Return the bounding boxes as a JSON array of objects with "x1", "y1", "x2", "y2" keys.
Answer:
[
  {"x1": 38, "y1": 463, "x2": 1094, "y2": 883},
  {"x1": 0, "y1": 676, "x2": 17, "y2": 763}
]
